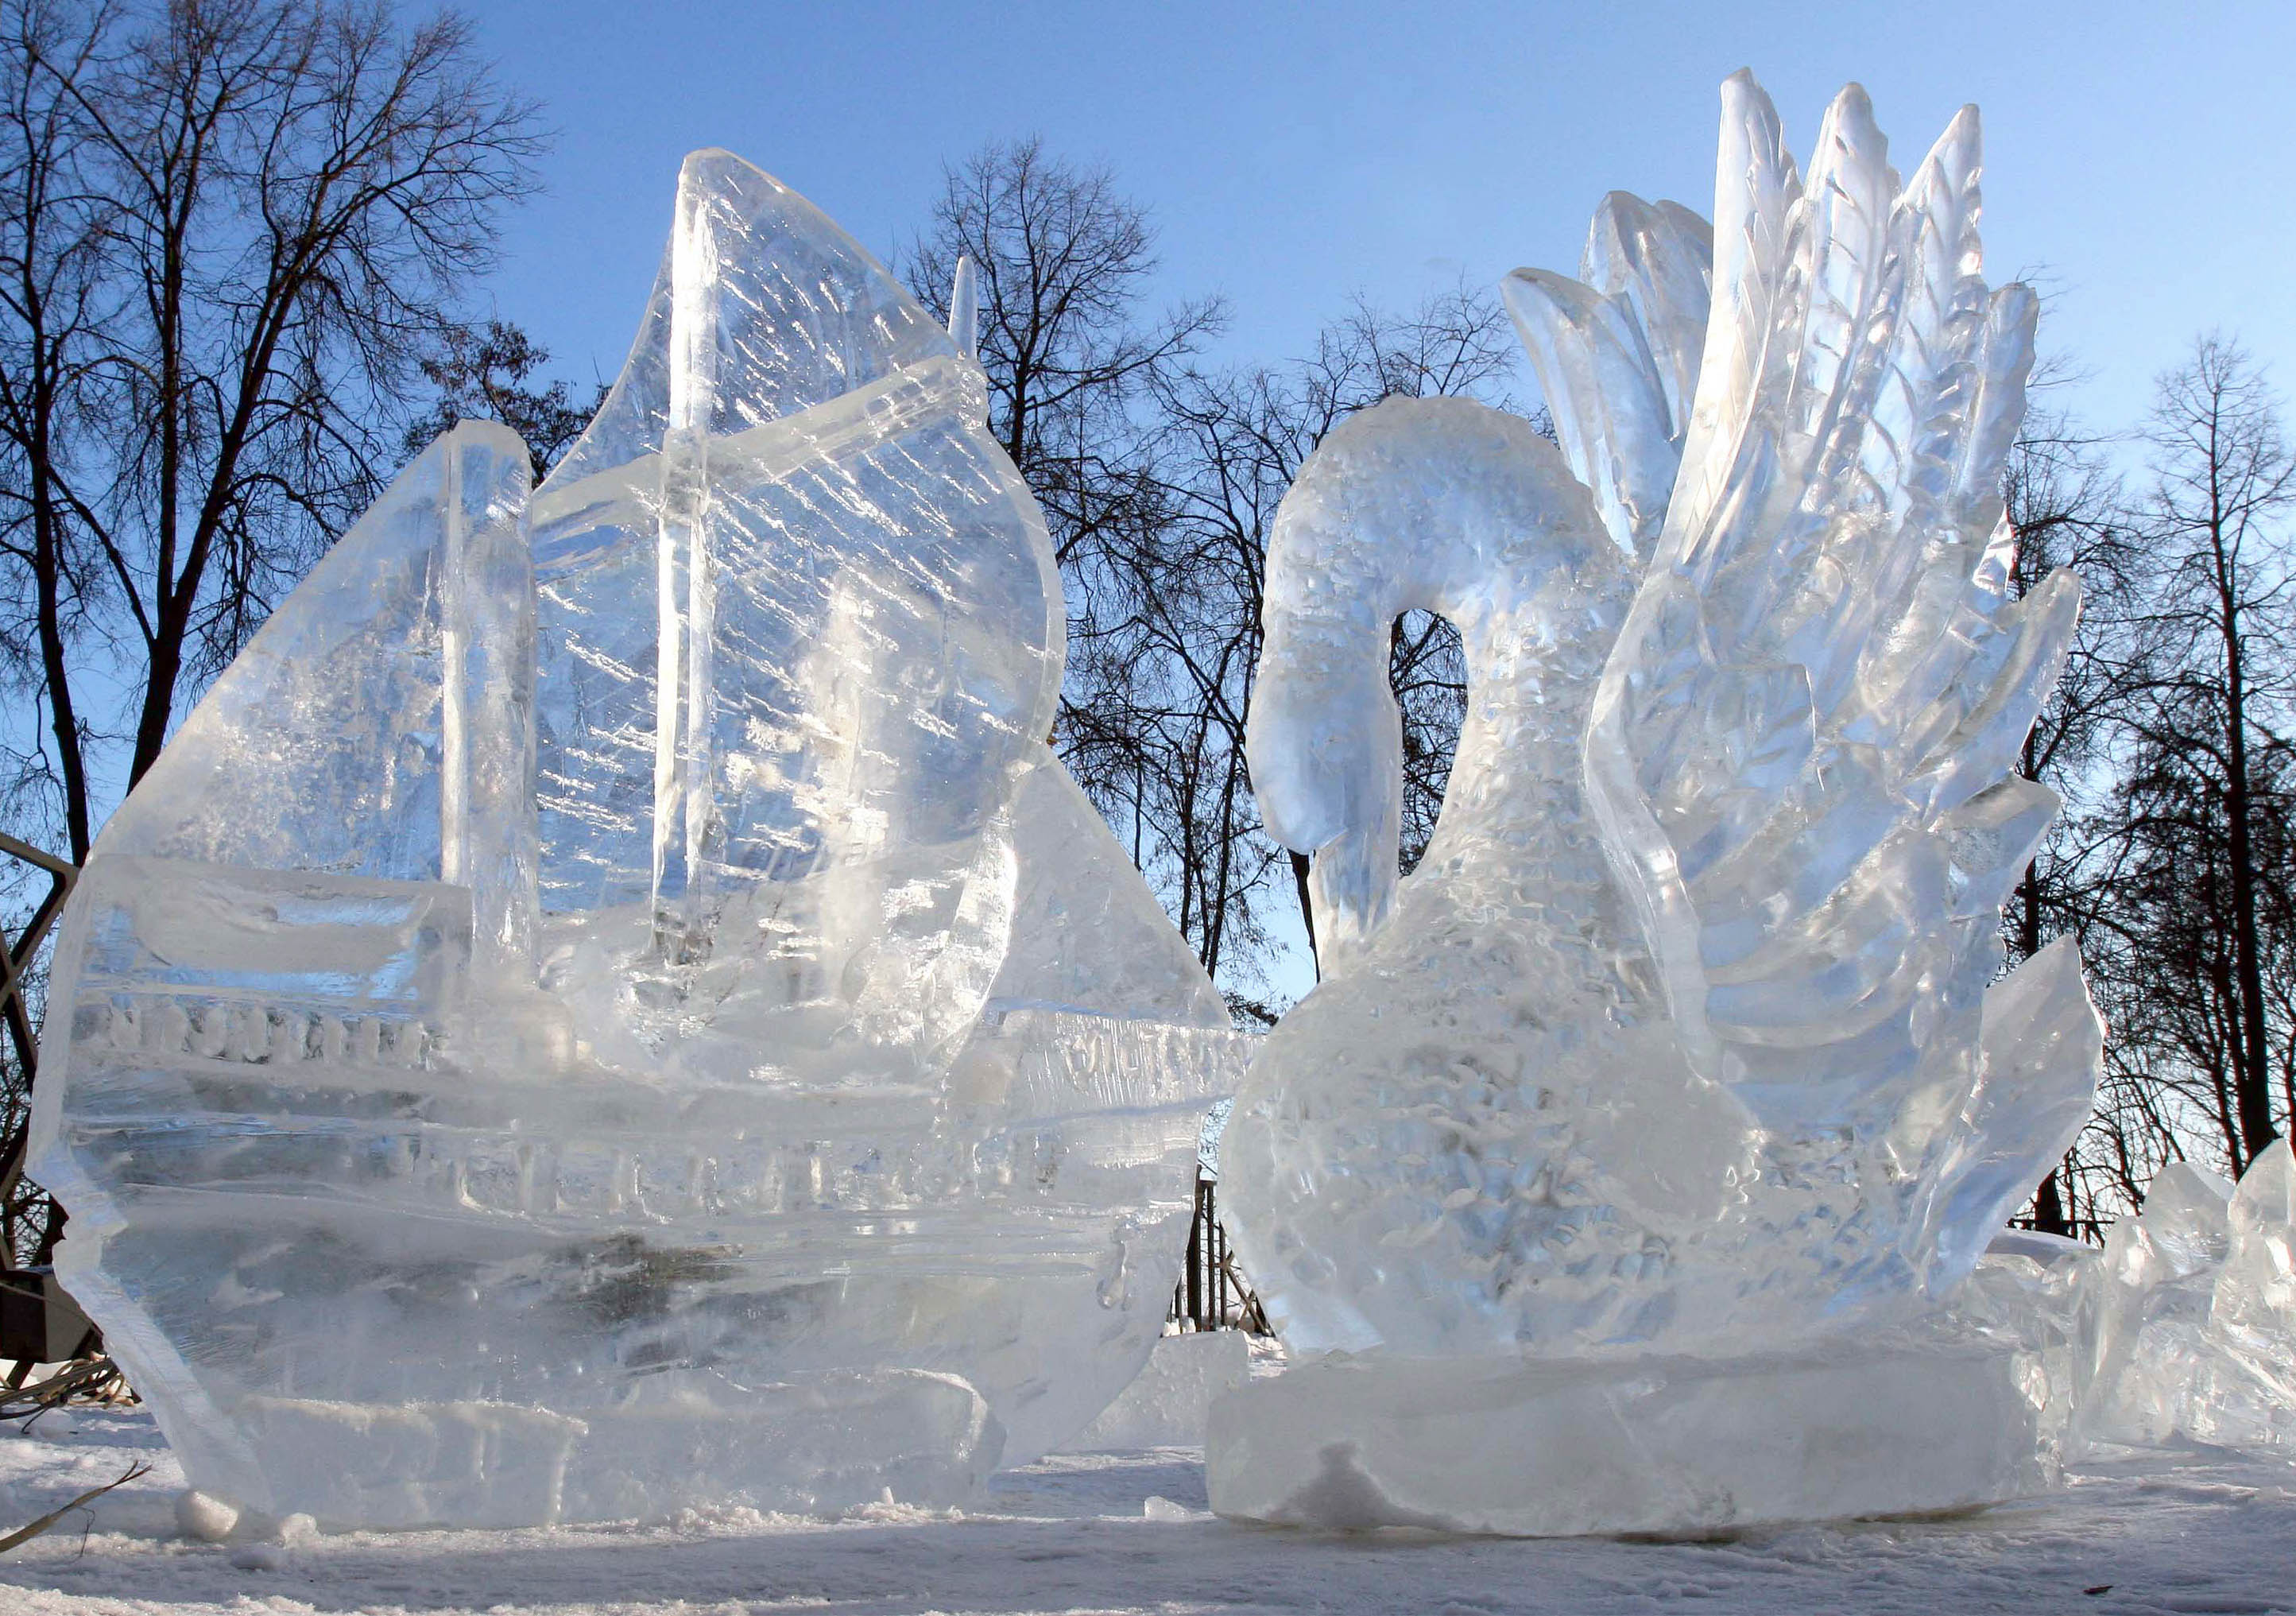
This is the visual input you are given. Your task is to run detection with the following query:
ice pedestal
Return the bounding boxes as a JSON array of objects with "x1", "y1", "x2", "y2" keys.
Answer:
[
  {"x1": 225, "y1": 1372, "x2": 991, "y2": 1530},
  {"x1": 1207, "y1": 1343, "x2": 2050, "y2": 1536}
]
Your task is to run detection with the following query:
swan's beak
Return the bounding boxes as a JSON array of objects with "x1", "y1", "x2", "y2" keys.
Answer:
[{"x1": 1307, "y1": 821, "x2": 1400, "y2": 977}]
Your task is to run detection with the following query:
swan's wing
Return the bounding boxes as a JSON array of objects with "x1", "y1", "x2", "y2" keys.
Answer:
[
  {"x1": 1504, "y1": 192, "x2": 1711, "y2": 559},
  {"x1": 1525, "y1": 76, "x2": 2093, "y2": 1192}
]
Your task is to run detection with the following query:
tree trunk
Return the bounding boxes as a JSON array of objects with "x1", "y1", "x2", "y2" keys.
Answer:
[
  {"x1": 2031, "y1": 1168, "x2": 2069, "y2": 1237},
  {"x1": 31, "y1": 431, "x2": 91, "y2": 862},
  {"x1": 2220, "y1": 666, "x2": 2279, "y2": 1167}
]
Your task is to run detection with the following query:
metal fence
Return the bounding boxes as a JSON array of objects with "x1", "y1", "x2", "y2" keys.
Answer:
[
  {"x1": 1, "y1": 832, "x2": 103, "y2": 1382},
  {"x1": 1167, "y1": 1173, "x2": 1267, "y2": 1334},
  {"x1": 2, "y1": 832, "x2": 75, "y2": 1272}
]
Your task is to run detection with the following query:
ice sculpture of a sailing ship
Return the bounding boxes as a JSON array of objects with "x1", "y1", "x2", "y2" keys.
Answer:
[{"x1": 30, "y1": 151, "x2": 1244, "y2": 1529}]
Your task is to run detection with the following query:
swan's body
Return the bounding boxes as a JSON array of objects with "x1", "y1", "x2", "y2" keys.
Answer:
[
  {"x1": 1225, "y1": 75, "x2": 2104, "y2": 1362},
  {"x1": 1235, "y1": 398, "x2": 1721, "y2": 1355}
]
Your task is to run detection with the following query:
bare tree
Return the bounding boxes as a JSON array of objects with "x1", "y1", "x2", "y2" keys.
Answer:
[
  {"x1": 0, "y1": 0, "x2": 542, "y2": 1268},
  {"x1": 2098, "y1": 727, "x2": 2296, "y2": 1180},
  {"x1": 904, "y1": 139, "x2": 1245, "y2": 975},
  {"x1": 905, "y1": 135, "x2": 1223, "y2": 571},
  {"x1": 0, "y1": 0, "x2": 118, "y2": 866},
  {"x1": 0, "y1": 0, "x2": 544, "y2": 865},
  {"x1": 903, "y1": 136, "x2": 1230, "y2": 936},
  {"x1": 1993, "y1": 410, "x2": 2145, "y2": 1232},
  {"x1": 908, "y1": 145, "x2": 1523, "y2": 1009},
  {"x1": 1, "y1": 831, "x2": 72, "y2": 1267},
  {"x1": 2108, "y1": 337, "x2": 2296, "y2": 1174},
  {"x1": 401, "y1": 317, "x2": 601, "y2": 480}
]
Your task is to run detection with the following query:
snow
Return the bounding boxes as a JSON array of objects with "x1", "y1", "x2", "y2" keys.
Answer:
[{"x1": 4, "y1": 1405, "x2": 2292, "y2": 1615}]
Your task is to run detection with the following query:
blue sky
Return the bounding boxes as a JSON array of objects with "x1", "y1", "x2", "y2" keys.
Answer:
[
  {"x1": 469, "y1": 0, "x2": 2296, "y2": 439},
  {"x1": 461, "y1": 0, "x2": 2296, "y2": 1000}
]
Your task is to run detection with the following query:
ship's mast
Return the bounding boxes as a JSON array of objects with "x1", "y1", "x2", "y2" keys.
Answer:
[{"x1": 654, "y1": 162, "x2": 722, "y2": 959}]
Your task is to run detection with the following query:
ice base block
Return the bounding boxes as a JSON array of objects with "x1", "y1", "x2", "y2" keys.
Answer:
[{"x1": 1205, "y1": 1340, "x2": 2054, "y2": 1537}]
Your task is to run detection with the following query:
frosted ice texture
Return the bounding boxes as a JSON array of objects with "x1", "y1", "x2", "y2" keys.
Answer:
[
  {"x1": 29, "y1": 150, "x2": 1242, "y2": 1528},
  {"x1": 1206, "y1": 1340, "x2": 2055, "y2": 1536},
  {"x1": 2082, "y1": 1143, "x2": 2296, "y2": 1450},
  {"x1": 1225, "y1": 75, "x2": 2102, "y2": 1399},
  {"x1": 1206, "y1": 1238, "x2": 2105, "y2": 1537}
]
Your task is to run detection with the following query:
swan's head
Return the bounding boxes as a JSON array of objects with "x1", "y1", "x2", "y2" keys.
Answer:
[{"x1": 1247, "y1": 394, "x2": 1621, "y2": 970}]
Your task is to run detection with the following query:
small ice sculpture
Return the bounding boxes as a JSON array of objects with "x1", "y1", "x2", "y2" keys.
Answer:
[
  {"x1": 1208, "y1": 72, "x2": 2104, "y2": 1536},
  {"x1": 2081, "y1": 1142, "x2": 2296, "y2": 1451},
  {"x1": 1957, "y1": 1226, "x2": 2104, "y2": 1455},
  {"x1": 31, "y1": 149, "x2": 1244, "y2": 1529}
]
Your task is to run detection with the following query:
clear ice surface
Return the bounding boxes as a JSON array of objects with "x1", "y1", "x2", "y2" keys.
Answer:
[
  {"x1": 1213, "y1": 72, "x2": 2105, "y2": 1533},
  {"x1": 1063, "y1": 1330, "x2": 1250, "y2": 1451},
  {"x1": 31, "y1": 150, "x2": 1245, "y2": 1528}
]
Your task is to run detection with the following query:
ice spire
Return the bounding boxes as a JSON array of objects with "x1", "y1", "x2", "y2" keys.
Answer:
[
  {"x1": 948, "y1": 254, "x2": 980, "y2": 360},
  {"x1": 653, "y1": 159, "x2": 722, "y2": 956}
]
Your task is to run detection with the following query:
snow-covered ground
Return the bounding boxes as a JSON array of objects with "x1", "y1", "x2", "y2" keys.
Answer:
[{"x1": 2, "y1": 1403, "x2": 2292, "y2": 1615}]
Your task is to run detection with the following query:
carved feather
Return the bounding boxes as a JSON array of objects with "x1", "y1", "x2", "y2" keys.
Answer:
[{"x1": 1576, "y1": 75, "x2": 2087, "y2": 1167}]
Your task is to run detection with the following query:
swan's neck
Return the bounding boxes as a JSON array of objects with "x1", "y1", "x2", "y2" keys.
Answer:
[{"x1": 1411, "y1": 570, "x2": 1632, "y2": 921}]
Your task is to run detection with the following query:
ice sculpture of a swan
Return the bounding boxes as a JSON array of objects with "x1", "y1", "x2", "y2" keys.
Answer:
[{"x1": 1210, "y1": 72, "x2": 2106, "y2": 1535}]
